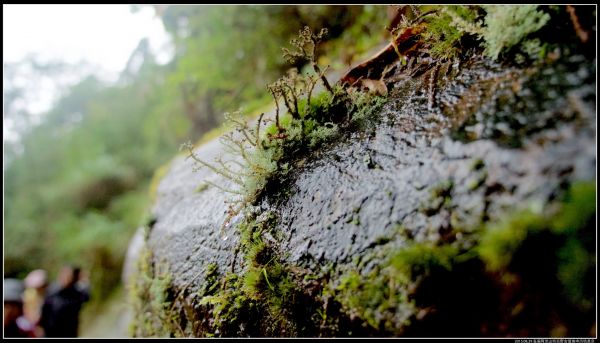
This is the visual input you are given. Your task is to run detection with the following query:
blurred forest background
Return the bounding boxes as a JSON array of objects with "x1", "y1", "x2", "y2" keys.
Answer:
[{"x1": 4, "y1": 5, "x2": 390, "y2": 335}]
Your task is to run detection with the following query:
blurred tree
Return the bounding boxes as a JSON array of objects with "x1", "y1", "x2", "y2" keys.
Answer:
[{"x1": 3, "y1": 4, "x2": 389, "y2": 304}]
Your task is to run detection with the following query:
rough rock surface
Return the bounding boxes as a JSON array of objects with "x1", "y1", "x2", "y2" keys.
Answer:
[
  {"x1": 147, "y1": 137, "x2": 242, "y2": 292},
  {"x1": 136, "y1": 53, "x2": 595, "y2": 334},
  {"x1": 265, "y1": 56, "x2": 596, "y2": 274}
]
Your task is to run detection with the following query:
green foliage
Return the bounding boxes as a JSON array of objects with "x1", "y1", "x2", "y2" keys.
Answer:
[
  {"x1": 481, "y1": 5, "x2": 551, "y2": 60},
  {"x1": 198, "y1": 274, "x2": 253, "y2": 335},
  {"x1": 325, "y1": 5, "x2": 389, "y2": 68},
  {"x1": 164, "y1": 5, "x2": 377, "y2": 140},
  {"x1": 421, "y1": 6, "x2": 483, "y2": 59}
]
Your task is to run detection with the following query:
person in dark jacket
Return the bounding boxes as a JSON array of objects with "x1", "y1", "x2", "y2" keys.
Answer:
[{"x1": 39, "y1": 265, "x2": 90, "y2": 337}]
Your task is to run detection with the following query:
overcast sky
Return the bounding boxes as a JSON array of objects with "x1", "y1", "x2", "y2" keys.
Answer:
[
  {"x1": 3, "y1": 4, "x2": 173, "y2": 141},
  {"x1": 3, "y1": 4, "x2": 172, "y2": 75}
]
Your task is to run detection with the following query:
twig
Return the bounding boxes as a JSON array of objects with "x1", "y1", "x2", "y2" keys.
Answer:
[
  {"x1": 427, "y1": 64, "x2": 440, "y2": 111},
  {"x1": 567, "y1": 5, "x2": 589, "y2": 43},
  {"x1": 255, "y1": 112, "x2": 265, "y2": 147}
]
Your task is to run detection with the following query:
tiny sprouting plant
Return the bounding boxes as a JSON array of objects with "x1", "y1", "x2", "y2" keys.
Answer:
[
  {"x1": 182, "y1": 110, "x2": 276, "y2": 224},
  {"x1": 184, "y1": 26, "x2": 386, "y2": 227},
  {"x1": 282, "y1": 27, "x2": 334, "y2": 96}
]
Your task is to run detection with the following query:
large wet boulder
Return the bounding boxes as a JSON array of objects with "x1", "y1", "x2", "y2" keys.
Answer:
[{"x1": 128, "y1": 53, "x2": 596, "y2": 337}]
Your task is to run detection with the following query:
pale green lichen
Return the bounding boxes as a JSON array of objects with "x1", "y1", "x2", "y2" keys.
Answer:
[{"x1": 481, "y1": 5, "x2": 551, "y2": 60}]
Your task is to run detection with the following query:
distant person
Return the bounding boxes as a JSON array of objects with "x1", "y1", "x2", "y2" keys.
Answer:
[
  {"x1": 39, "y1": 265, "x2": 90, "y2": 337},
  {"x1": 4, "y1": 278, "x2": 35, "y2": 338},
  {"x1": 23, "y1": 269, "x2": 49, "y2": 337}
]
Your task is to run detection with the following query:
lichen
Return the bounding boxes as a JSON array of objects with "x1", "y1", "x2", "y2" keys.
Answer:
[{"x1": 481, "y1": 5, "x2": 551, "y2": 60}]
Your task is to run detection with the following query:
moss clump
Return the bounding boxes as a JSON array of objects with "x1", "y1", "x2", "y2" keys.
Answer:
[
  {"x1": 477, "y1": 181, "x2": 596, "y2": 315},
  {"x1": 336, "y1": 268, "x2": 413, "y2": 332},
  {"x1": 333, "y1": 181, "x2": 595, "y2": 336},
  {"x1": 198, "y1": 273, "x2": 259, "y2": 336},
  {"x1": 478, "y1": 181, "x2": 595, "y2": 276},
  {"x1": 129, "y1": 247, "x2": 179, "y2": 337},
  {"x1": 548, "y1": 182, "x2": 595, "y2": 310},
  {"x1": 334, "y1": 241, "x2": 469, "y2": 334},
  {"x1": 419, "y1": 6, "x2": 484, "y2": 60},
  {"x1": 389, "y1": 243, "x2": 462, "y2": 282},
  {"x1": 194, "y1": 212, "x2": 326, "y2": 337},
  {"x1": 478, "y1": 209, "x2": 544, "y2": 271}
]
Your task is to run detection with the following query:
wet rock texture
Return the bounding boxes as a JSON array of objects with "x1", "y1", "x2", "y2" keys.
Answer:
[
  {"x1": 142, "y1": 54, "x2": 595, "y2": 329},
  {"x1": 267, "y1": 56, "x2": 595, "y2": 273},
  {"x1": 146, "y1": 137, "x2": 242, "y2": 293}
]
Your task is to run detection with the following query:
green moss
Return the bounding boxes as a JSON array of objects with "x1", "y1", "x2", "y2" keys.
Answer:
[
  {"x1": 199, "y1": 263, "x2": 220, "y2": 297},
  {"x1": 421, "y1": 6, "x2": 483, "y2": 59},
  {"x1": 551, "y1": 181, "x2": 596, "y2": 235},
  {"x1": 307, "y1": 123, "x2": 339, "y2": 148},
  {"x1": 129, "y1": 247, "x2": 179, "y2": 337},
  {"x1": 185, "y1": 27, "x2": 389, "y2": 227},
  {"x1": 389, "y1": 243, "x2": 461, "y2": 282},
  {"x1": 553, "y1": 181, "x2": 596, "y2": 309},
  {"x1": 478, "y1": 209, "x2": 544, "y2": 271},
  {"x1": 190, "y1": 211, "x2": 321, "y2": 336},
  {"x1": 333, "y1": 240, "x2": 469, "y2": 333},
  {"x1": 336, "y1": 269, "x2": 411, "y2": 331},
  {"x1": 333, "y1": 181, "x2": 596, "y2": 334},
  {"x1": 396, "y1": 5, "x2": 558, "y2": 62},
  {"x1": 478, "y1": 181, "x2": 596, "y2": 274},
  {"x1": 557, "y1": 237, "x2": 593, "y2": 309},
  {"x1": 349, "y1": 92, "x2": 387, "y2": 130},
  {"x1": 198, "y1": 273, "x2": 257, "y2": 336}
]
